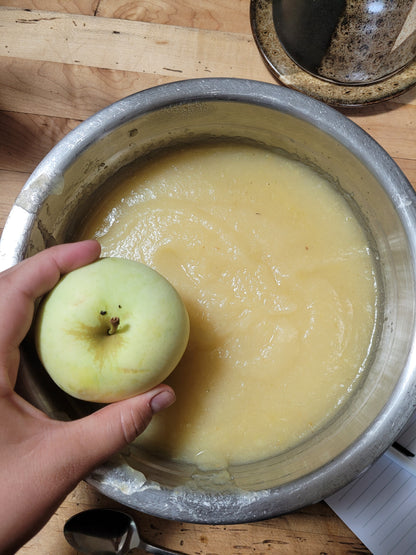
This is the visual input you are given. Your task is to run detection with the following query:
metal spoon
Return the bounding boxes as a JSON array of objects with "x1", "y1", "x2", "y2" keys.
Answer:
[{"x1": 64, "y1": 508, "x2": 185, "y2": 555}]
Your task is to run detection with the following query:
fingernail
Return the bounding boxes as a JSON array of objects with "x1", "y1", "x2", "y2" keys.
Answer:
[{"x1": 150, "y1": 390, "x2": 176, "y2": 414}]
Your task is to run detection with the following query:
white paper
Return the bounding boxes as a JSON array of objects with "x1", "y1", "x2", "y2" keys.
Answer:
[{"x1": 326, "y1": 413, "x2": 416, "y2": 555}]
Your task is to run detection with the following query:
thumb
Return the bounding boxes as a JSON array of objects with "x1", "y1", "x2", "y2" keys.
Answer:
[
  {"x1": 57, "y1": 385, "x2": 175, "y2": 480},
  {"x1": 1, "y1": 386, "x2": 175, "y2": 552}
]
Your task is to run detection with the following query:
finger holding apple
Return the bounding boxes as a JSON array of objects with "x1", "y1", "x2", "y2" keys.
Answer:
[{"x1": 35, "y1": 257, "x2": 190, "y2": 403}]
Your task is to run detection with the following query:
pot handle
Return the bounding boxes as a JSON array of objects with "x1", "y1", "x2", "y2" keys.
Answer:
[{"x1": 386, "y1": 443, "x2": 416, "y2": 476}]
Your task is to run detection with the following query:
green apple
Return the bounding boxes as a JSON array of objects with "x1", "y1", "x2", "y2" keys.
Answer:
[{"x1": 34, "y1": 257, "x2": 190, "y2": 403}]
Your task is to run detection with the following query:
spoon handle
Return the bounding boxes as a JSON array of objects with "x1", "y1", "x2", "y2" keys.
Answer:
[{"x1": 141, "y1": 540, "x2": 185, "y2": 555}]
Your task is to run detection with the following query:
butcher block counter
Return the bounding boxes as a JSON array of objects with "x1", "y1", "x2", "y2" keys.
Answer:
[{"x1": 0, "y1": 2, "x2": 415, "y2": 554}]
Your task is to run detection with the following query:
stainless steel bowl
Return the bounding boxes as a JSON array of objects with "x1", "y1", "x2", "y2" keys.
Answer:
[{"x1": 1, "y1": 78, "x2": 416, "y2": 524}]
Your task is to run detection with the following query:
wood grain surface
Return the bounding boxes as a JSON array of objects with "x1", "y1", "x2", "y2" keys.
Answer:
[{"x1": 1, "y1": 1, "x2": 415, "y2": 553}]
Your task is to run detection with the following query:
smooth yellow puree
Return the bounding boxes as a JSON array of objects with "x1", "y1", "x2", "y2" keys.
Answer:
[{"x1": 80, "y1": 142, "x2": 377, "y2": 469}]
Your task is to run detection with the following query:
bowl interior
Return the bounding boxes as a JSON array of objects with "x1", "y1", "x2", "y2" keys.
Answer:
[{"x1": 4, "y1": 82, "x2": 416, "y2": 522}]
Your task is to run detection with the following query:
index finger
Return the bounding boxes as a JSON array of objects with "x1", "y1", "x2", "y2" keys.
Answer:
[
  {"x1": 1, "y1": 240, "x2": 101, "y2": 302},
  {"x1": 0, "y1": 240, "x2": 101, "y2": 373}
]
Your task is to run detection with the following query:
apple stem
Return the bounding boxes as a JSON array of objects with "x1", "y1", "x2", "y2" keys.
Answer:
[{"x1": 108, "y1": 316, "x2": 120, "y2": 335}]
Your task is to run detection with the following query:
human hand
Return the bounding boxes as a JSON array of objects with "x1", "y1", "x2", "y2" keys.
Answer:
[{"x1": 0, "y1": 240, "x2": 175, "y2": 554}]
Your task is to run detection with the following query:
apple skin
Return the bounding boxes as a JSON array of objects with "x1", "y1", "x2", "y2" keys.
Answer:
[{"x1": 34, "y1": 257, "x2": 190, "y2": 403}]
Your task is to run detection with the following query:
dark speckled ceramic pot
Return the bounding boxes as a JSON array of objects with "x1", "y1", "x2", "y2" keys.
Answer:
[{"x1": 273, "y1": 0, "x2": 416, "y2": 85}]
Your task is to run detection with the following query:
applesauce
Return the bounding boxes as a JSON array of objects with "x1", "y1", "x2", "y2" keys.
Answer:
[{"x1": 80, "y1": 142, "x2": 378, "y2": 469}]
